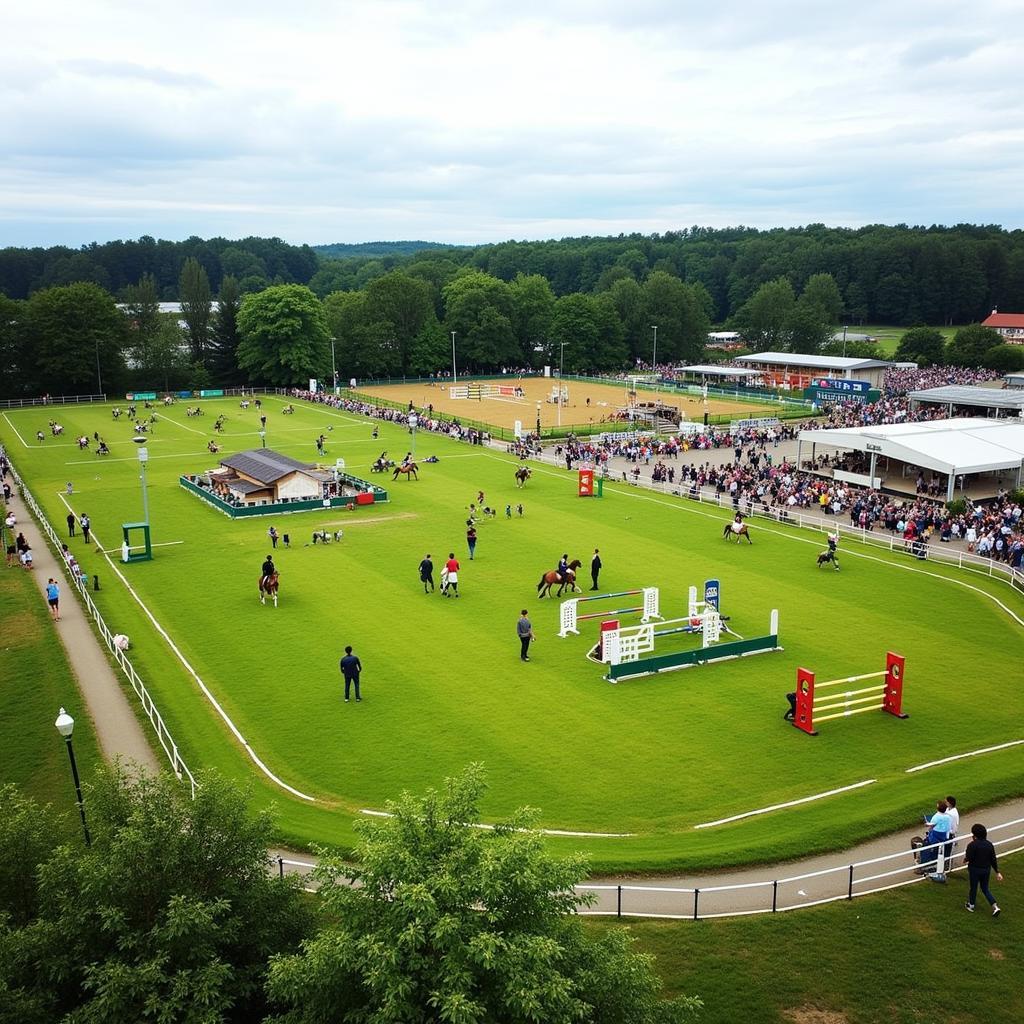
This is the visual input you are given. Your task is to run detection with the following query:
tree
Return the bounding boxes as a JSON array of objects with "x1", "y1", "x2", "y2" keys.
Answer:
[
  {"x1": 732, "y1": 277, "x2": 795, "y2": 351},
  {"x1": 945, "y1": 323, "x2": 1002, "y2": 368},
  {"x1": 509, "y1": 273, "x2": 555, "y2": 366},
  {"x1": 442, "y1": 272, "x2": 518, "y2": 370},
  {"x1": 150, "y1": 317, "x2": 191, "y2": 391},
  {"x1": 23, "y1": 283, "x2": 127, "y2": 395},
  {"x1": 0, "y1": 293, "x2": 29, "y2": 398},
  {"x1": 364, "y1": 272, "x2": 434, "y2": 375},
  {"x1": 894, "y1": 326, "x2": 946, "y2": 367},
  {"x1": 266, "y1": 766, "x2": 700, "y2": 1024},
  {"x1": 208, "y1": 275, "x2": 242, "y2": 384},
  {"x1": 785, "y1": 301, "x2": 833, "y2": 354},
  {"x1": 121, "y1": 273, "x2": 162, "y2": 372},
  {"x1": 0, "y1": 769, "x2": 310, "y2": 1024},
  {"x1": 982, "y1": 344, "x2": 1024, "y2": 373},
  {"x1": 237, "y1": 285, "x2": 331, "y2": 386},
  {"x1": 642, "y1": 272, "x2": 711, "y2": 365},
  {"x1": 408, "y1": 314, "x2": 451, "y2": 375},
  {"x1": 800, "y1": 273, "x2": 843, "y2": 324},
  {"x1": 179, "y1": 256, "x2": 212, "y2": 363}
]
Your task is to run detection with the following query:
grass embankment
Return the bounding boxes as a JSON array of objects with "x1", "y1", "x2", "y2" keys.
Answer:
[
  {"x1": 0, "y1": 552, "x2": 102, "y2": 837},
  {"x1": 591, "y1": 869, "x2": 1024, "y2": 1023},
  {"x1": 859, "y1": 324, "x2": 961, "y2": 357},
  {"x1": 2, "y1": 398, "x2": 1022, "y2": 871}
]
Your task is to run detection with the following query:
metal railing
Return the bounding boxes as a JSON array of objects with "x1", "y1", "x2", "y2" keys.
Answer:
[
  {"x1": 0, "y1": 393, "x2": 107, "y2": 408},
  {"x1": 576, "y1": 818, "x2": 1024, "y2": 919},
  {"x1": 7, "y1": 457, "x2": 197, "y2": 796}
]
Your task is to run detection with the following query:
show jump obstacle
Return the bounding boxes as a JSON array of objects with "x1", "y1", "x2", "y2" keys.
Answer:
[
  {"x1": 449, "y1": 384, "x2": 521, "y2": 400},
  {"x1": 792, "y1": 652, "x2": 907, "y2": 736},
  {"x1": 558, "y1": 587, "x2": 661, "y2": 637}
]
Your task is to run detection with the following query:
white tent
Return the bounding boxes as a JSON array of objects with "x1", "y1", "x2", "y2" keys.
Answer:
[{"x1": 797, "y1": 418, "x2": 1024, "y2": 499}]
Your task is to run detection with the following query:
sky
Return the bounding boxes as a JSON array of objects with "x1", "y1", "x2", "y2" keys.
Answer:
[{"x1": 2, "y1": 0, "x2": 1023, "y2": 248}]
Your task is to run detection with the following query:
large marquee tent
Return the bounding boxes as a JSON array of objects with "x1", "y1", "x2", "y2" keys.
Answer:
[{"x1": 797, "y1": 418, "x2": 1024, "y2": 500}]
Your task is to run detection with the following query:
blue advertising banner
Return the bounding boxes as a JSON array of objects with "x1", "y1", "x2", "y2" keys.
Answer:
[
  {"x1": 704, "y1": 578, "x2": 720, "y2": 611},
  {"x1": 813, "y1": 378, "x2": 870, "y2": 394}
]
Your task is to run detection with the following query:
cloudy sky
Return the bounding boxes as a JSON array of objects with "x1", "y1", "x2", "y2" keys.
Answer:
[{"x1": 2, "y1": 1, "x2": 1022, "y2": 248}]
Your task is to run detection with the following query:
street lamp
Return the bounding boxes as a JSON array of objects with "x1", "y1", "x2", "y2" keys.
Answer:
[
  {"x1": 408, "y1": 411, "x2": 418, "y2": 459},
  {"x1": 842, "y1": 325, "x2": 849, "y2": 358},
  {"x1": 451, "y1": 331, "x2": 457, "y2": 384},
  {"x1": 55, "y1": 708, "x2": 91, "y2": 846},
  {"x1": 536, "y1": 400, "x2": 541, "y2": 438},
  {"x1": 330, "y1": 337, "x2": 338, "y2": 393},
  {"x1": 94, "y1": 339, "x2": 103, "y2": 396},
  {"x1": 558, "y1": 341, "x2": 568, "y2": 428},
  {"x1": 259, "y1": 429, "x2": 266, "y2": 449},
  {"x1": 651, "y1": 325, "x2": 658, "y2": 376},
  {"x1": 135, "y1": 442, "x2": 150, "y2": 526}
]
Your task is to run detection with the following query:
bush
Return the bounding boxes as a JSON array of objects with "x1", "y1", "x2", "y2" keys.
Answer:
[
  {"x1": 945, "y1": 497, "x2": 968, "y2": 517},
  {"x1": 982, "y1": 344, "x2": 1024, "y2": 373}
]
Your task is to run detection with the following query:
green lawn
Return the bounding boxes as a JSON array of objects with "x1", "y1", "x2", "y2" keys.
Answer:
[
  {"x1": 0, "y1": 548, "x2": 102, "y2": 838},
  {"x1": 592, "y1": 868, "x2": 1024, "y2": 1023},
  {"x1": 858, "y1": 324, "x2": 962, "y2": 357},
  {"x1": 2, "y1": 397, "x2": 1023, "y2": 871}
]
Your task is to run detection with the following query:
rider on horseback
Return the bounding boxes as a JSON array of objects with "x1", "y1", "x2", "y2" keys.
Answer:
[
  {"x1": 261, "y1": 554, "x2": 276, "y2": 590},
  {"x1": 557, "y1": 553, "x2": 570, "y2": 587}
]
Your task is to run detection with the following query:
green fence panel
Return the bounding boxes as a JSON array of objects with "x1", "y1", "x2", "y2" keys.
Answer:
[{"x1": 607, "y1": 634, "x2": 779, "y2": 680}]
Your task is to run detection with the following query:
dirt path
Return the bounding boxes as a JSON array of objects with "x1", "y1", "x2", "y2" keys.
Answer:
[{"x1": 7, "y1": 483, "x2": 159, "y2": 771}]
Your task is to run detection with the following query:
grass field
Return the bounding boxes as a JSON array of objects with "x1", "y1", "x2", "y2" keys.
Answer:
[
  {"x1": 357, "y1": 375, "x2": 786, "y2": 433},
  {"x1": 0, "y1": 554, "x2": 102, "y2": 837},
  {"x1": 3, "y1": 394, "x2": 1023, "y2": 871},
  {"x1": 859, "y1": 324, "x2": 962, "y2": 357},
  {"x1": 591, "y1": 869, "x2": 1024, "y2": 1023}
]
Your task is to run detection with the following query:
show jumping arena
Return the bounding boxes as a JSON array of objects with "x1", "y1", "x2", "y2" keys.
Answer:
[
  {"x1": 2, "y1": 392, "x2": 1023, "y2": 874},
  {"x1": 356, "y1": 376, "x2": 785, "y2": 433}
]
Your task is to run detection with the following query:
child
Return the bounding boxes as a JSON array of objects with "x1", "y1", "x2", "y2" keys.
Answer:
[{"x1": 505, "y1": 504, "x2": 512, "y2": 518}]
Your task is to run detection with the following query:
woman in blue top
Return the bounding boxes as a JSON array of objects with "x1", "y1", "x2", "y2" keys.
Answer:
[{"x1": 45, "y1": 578, "x2": 60, "y2": 621}]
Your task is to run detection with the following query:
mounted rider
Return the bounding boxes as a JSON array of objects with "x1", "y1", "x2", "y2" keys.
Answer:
[
  {"x1": 557, "y1": 553, "x2": 571, "y2": 587},
  {"x1": 261, "y1": 554, "x2": 276, "y2": 590}
]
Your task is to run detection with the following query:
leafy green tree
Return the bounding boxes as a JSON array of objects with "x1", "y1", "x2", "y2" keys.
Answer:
[
  {"x1": 237, "y1": 285, "x2": 331, "y2": 385},
  {"x1": 607, "y1": 277, "x2": 647, "y2": 361},
  {"x1": 364, "y1": 272, "x2": 434, "y2": 375},
  {"x1": 642, "y1": 272, "x2": 710, "y2": 364},
  {"x1": 732, "y1": 277, "x2": 795, "y2": 352},
  {"x1": 0, "y1": 293, "x2": 28, "y2": 398},
  {"x1": 266, "y1": 766, "x2": 700, "y2": 1024},
  {"x1": 179, "y1": 256, "x2": 212, "y2": 362},
  {"x1": 894, "y1": 326, "x2": 946, "y2": 367},
  {"x1": 843, "y1": 281, "x2": 869, "y2": 324},
  {"x1": 945, "y1": 323, "x2": 1002, "y2": 368},
  {"x1": 208, "y1": 275, "x2": 242, "y2": 384},
  {"x1": 784, "y1": 301, "x2": 833, "y2": 354},
  {"x1": 23, "y1": 282, "x2": 127, "y2": 395},
  {"x1": 0, "y1": 769, "x2": 310, "y2": 1024},
  {"x1": 549, "y1": 294, "x2": 599, "y2": 372},
  {"x1": 982, "y1": 344, "x2": 1024, "y2": 373},
  {"x1": 408, "y1": 314, "x2": 451, "y2": 375},
  {"x1": 510, "y1": 273, "x2": 555, "y2": 366},
  {"x1": 800, "y1": 273, "x2": 843, "y2": 324},
  {"x1": 149, "y1": 317, "x2": 190, "y2": 391},
  {"x1": 443, "y1": 272, "x2": 518, "y2": 369},
  {"x1": 121, "y1": 273, "x2": 162, "y2": 372}
]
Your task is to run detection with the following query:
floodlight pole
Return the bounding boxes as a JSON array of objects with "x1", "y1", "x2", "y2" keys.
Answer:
[
  {"x1": 451, "y1": 332, "x2": 457, "y2": 384},
  {"x1": 842, "y1": 325, "x2": 849, "y2": 358},
  {"x1": 558, "y1": 341, "x2": 568, "y2": 428},
  {"x1": 651, "y1": 325, "x2": 658, "y2": 376},
  {"x1": 331, "y1": 337, "x2": 338, "y2": 393},
  {"x1": 94, "y1": 339, "x2": 103, "y2": 396}
]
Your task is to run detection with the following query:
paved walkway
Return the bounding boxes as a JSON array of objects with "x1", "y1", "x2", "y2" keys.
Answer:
[{"x1": 7, "y1": 483, "x2": 158, "y2": 771}]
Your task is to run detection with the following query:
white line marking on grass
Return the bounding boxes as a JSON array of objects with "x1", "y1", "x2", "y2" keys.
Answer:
[
  {"x1": 905, "y1": 739, "x2": 1024, "y2": 774},
  {"x1": 264, "y1": 396, "x2": 365, "y2": 426},
  {"x1": 95, "y1": 541, "x2": 185, "y2": 553},
  {"x1": 359, "y1": 809, "x2": 634, "y2": 838},
  {"x1": 152, "y1": 415, "x2": 207, "y2": 436},
  {"x1": 55, "y1": 493, "x2": 316, "y2": 803},
  {"x1": 693, "y1": 780, "x2": 877, "y2": 829},
  {"x1": 1, "y1": 413, "x2": 30, "y2": 448}
]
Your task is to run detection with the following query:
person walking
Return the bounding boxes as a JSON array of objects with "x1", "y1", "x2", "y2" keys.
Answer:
[
  {"x1": 418, "y1": 553, "x2": 435, "y2": 593},
  {"x1": 964, "y1": 823, "x2": 1002, "y2": 916},
  {"x1": 66, "y1": 511, "x2": 76, "y2": 537},
  {"x1": 590, "y1": 548, "x2": 602, "y2": 590},
  {"x1": 517, "y1": 609, "x2": 534, "y2": 661},
  {"x1": 45, "y1": 578, "x2": 60, "y2": 621},
  {"x1": 444, "y1": 553, "x2": 460, "y2": 597},
  {"x1": 466, "y1": 521, "x2": 477, "y2": 560},
  {"x1": 339, "y1": 646, "x2": 362, "y2": 702},
  {"x1": 80, "y1": 514, "x2": 91, "y2": 543},
  {"x1": 268, "y1": 525, "x2": 279, "y2": 549}
]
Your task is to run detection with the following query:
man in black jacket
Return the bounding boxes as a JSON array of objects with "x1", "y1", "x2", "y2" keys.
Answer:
[
  {"x1": 590, "y1": 548, "x2": 602, "y2": 590},
  {"x1": 339, "y1": 646, "x2": 362, "y2": 703},
  {"x1": 964, "y1": 823, "x2": 1003, "y2": 916}
]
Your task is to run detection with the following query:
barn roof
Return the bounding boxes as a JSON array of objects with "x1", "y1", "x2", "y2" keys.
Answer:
[{"x1": 219, "y1": 449, "x2": 316, "y2": 484}]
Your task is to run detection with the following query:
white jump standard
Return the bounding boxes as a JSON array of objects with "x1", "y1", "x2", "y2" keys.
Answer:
[{"x1": 558, "y1": 587, "x2": 661, "y2": 637}]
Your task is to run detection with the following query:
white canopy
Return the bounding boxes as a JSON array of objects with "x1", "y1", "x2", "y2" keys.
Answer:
[{"x1": 798, "y1": 418, "x2": 1024, "y2": 477}]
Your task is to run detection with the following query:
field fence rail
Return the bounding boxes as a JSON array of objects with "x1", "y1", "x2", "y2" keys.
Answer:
[
  {"x1": 577, "y1": 817, "x2": 1024, "y2": 919},
  {"x1": 7, "y1": 457, "x2": 197, "y2": 796},
  {"x1": 0, "y1": 393, "x2": 107, "y2": 409}
]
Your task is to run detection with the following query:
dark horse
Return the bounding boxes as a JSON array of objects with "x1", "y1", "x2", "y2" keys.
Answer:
[
  {"x1": 723, "y1": 521, "x2": 752, "y2": 544},
  {"x1": 537, "y1": 559, "x2": 582, "y2": 598},
  {"x1": 515, "y1": 466, "x2": 532, "y2": 488},
  {"x1": 393, "y1": 462, "x2": 419, "y2": 481},
  {"x1": 817, "y1": 549, "x2": 840, "y2": 571},
  {"x1": 258, "y1": 571, "x2": 280, "y2": 606}
]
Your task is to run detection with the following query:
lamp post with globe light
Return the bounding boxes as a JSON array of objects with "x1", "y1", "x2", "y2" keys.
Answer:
[{"x1": 55, "y1": 708, "x2": 91, "y2": 846}]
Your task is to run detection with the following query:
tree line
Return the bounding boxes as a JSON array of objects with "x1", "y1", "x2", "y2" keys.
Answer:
[{"x1": 0, "y1": 765, "x2": 700, "y2": 1024}]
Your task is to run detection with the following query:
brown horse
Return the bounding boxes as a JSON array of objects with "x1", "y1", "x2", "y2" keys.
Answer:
[
  {"x1": 515, "y1": 466, "x2": 532, "y2": 488},
  {"x1": 393, "y1": 462, "x2": 419, "y2": 480},
  {"x1": 258, "y1": 571, "x2": 280, "y2": 606},
  {"x1": 723, "y1": 521, "x2": 752, "y2": 544},
  {"x1": 536, "y1": 559, "x2": 582, "y2": 598}
]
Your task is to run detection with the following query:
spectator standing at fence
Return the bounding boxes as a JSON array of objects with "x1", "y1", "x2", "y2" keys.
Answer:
[
  {"x1": 517, "y1": 609, "x2": 534, "y2": 662},
  {"x1": 964, "y1": 824, "x2": 1002, "y2": 916},
  {"x1": 45, "y1": 578, "x2": 60, "y2": 621},
  {"x1": 590, "y1": 548, "x2": 602, "y2": 590},
  {"x1": 66, "y1": 511, "x2": 75, "y2": 537},
  {"x1": 268, "y1": 525, "x2": 279, "y2": 549},
  {"x1": 339, "y1": 646, "x2": 362, "y2": 702}
]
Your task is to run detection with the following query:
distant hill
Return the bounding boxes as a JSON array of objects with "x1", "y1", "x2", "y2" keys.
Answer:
[{"x1": 312, "y1": 240, "x2": 454, "y2": 259}]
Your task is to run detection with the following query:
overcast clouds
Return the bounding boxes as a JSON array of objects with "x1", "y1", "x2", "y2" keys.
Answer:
[{"x1": 1, "y1": 0, "x2": 1022, "y2": 248}]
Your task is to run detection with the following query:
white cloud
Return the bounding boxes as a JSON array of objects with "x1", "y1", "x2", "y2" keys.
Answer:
[{"x1": 0, "y1": 0, "x2": 1022, "y2": 246}]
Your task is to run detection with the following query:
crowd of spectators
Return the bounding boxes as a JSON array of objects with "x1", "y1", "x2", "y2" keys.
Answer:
[{"x1": 882, "y1": 365, "x2": 1002, "y2": 395}]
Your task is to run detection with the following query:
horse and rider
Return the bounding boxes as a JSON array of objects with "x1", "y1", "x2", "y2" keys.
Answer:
[
  {"x1": 259, "y1": 554, "x2": 280, "y2": 605},
  {"x1": 393, "y1": 454, "x2": 419, "y2": 480},
  {"x1": 515, "y1": 466, "x2": 532, "y2": 488},
  {"x1": 723, "y1": 512, "x2": 752, "y2": 544},
  {"x1": 537, "y1": 553, "x2": 582, "y2": 597}
]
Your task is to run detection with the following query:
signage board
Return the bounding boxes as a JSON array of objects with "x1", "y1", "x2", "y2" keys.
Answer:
[
  {"x1": 704, "y1": 578, "x2": 720, "y2": 611},
  {"x1": 729, "y1": 417, "x2": 781, "y2": 432}
]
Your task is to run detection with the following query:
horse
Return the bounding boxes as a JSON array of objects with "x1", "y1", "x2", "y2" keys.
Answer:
[
  {"x1": 258, "y1": 571, "x2": 280, "y2": 606},
  {"x1": 515, "y1": 466, "x2": 532, "y2": 488},
  {"x1": 723, "y1": 521, "x2": 753, "y2": 544},
  {"x1": 817, "y1": 549, "x2": 840, "y2": 571},
  {"x1": 393, "y1": 462, "x2": 418, "y2": 480},
  {"x1": 536, "y1": 559, "x2": 582, "y2": 598}
]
